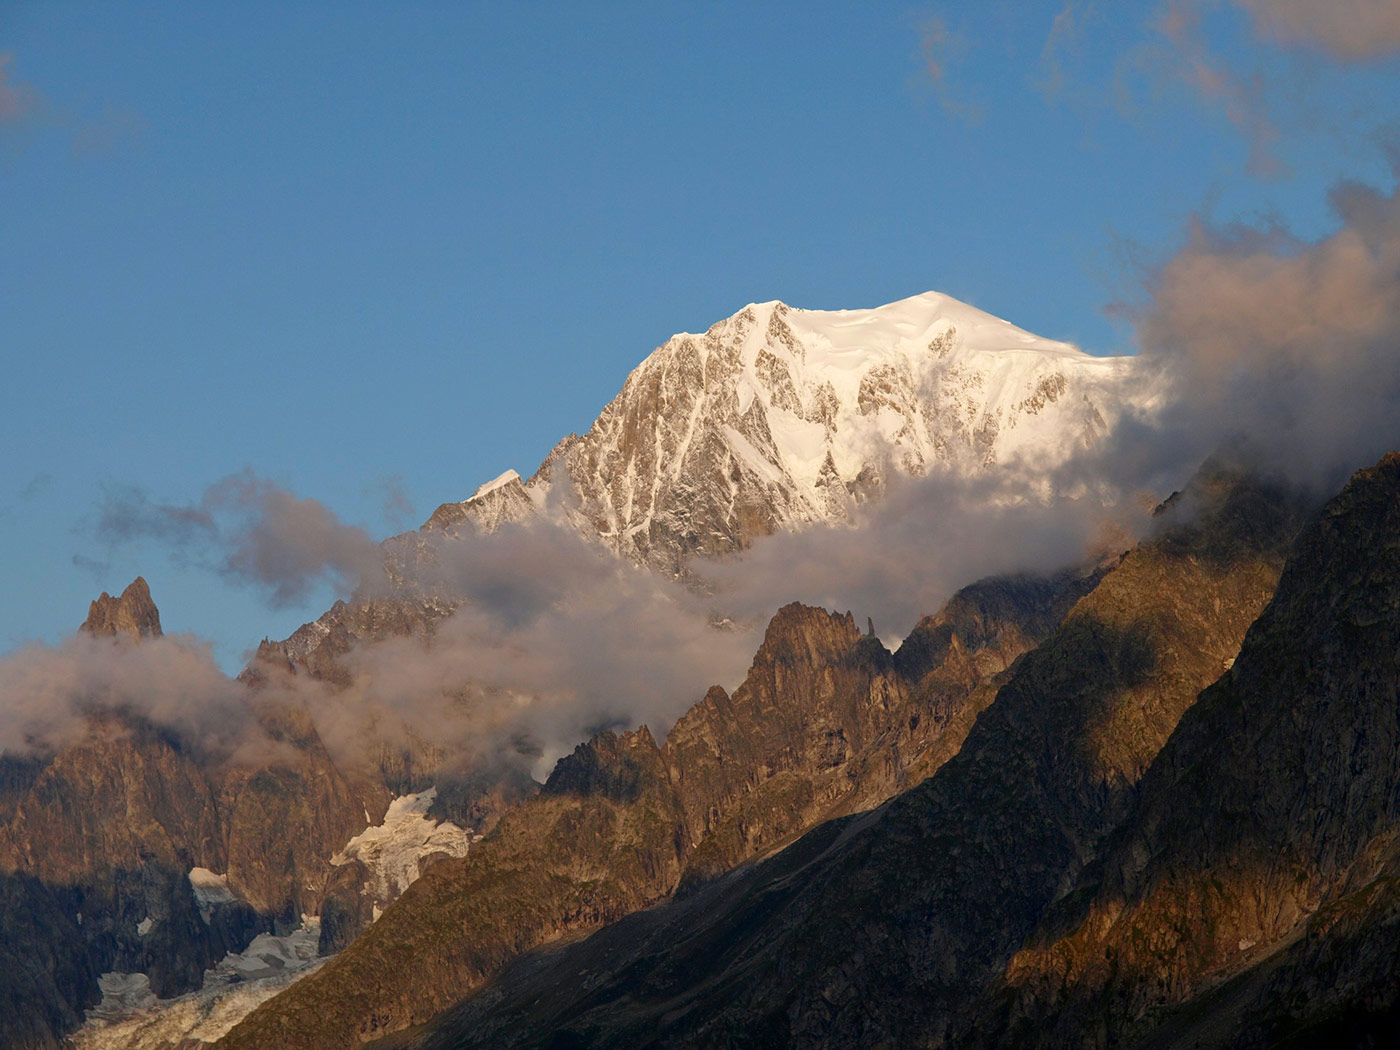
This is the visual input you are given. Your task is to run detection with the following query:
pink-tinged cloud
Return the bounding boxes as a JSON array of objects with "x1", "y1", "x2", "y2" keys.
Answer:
[
  {"x1": 0, "y1": 53, "x2": 39, "y2": 128},
  {"x1": 1159, "y1": 1, "x2": 1286, "y2": 178},
  {"x1": 915, "y1": 14, "x2": 984, "y2": 123},
  {"x1": 1237, "y1": 0, "x2": 1400, "y2": 61},
  {"x1": 1131, "y1": 174, "x2": 1400, "y2": 487}
]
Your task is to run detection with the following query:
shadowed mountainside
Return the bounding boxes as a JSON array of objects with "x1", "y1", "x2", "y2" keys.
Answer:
[
  {"x1": 974, "y1": 451, "x2": 1400, "y2": 1050},
  {"x1": 0, "y1": 586, "x2": 393, "y2": 1050}
]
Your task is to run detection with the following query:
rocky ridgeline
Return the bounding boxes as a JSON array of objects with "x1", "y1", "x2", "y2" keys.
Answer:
[
  {"x1": 980, "y1": 451, "x2": 1400, "y2": 1049},
  {"x1": 213, "y1": 563, "x2": 1100, "y2": 1050}
]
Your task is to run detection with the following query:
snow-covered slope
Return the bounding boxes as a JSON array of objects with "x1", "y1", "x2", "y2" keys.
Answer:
[
  {"x1": 331, "y1": 789, "x2": 474, "y2": 917},
  {"x1": 426, "y1": 292, "x2": 1144, "y2": 575},
  {"x1": 69, "y1": 922, "x2": 325, "y2": 1050}
]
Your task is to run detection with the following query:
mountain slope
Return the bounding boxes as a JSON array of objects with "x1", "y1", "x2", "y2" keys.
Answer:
[
  {"x1": 371, "y1": 460, "x2": 1305, "y2": 1050},
  {"x1": 979, "y1": 451, "x2": 1400, "y2": 1049},
  {"x1": 0, "y1": 585, "x2": 398, "y2": 1050}
]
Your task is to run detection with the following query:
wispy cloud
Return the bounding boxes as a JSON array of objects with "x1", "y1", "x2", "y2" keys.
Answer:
[
  {"x1": 1158, "y1": 0, "x2": 1286, "y2": 178},
  {"x1": 1236, "y1": 0, "x2": 1400, "y2": 61},
  {"x1": 0, "y1": 51, "x2": 144, "y2": 157},
  {"x1": 95, "y1": 472, "x2": 384, "y2": 607},
  {"x1": 1038, "y1": 1, "x2": 1097, "y2": 102},
  {"x1": 70, "y1": 101, "x2": 147, "y2": 158},
  {"x1": 915, "y1": 13, "x2": 985, "y2": 123},
  {"x1": 373, "y1": 475, "x2": 416, "y2": 531},
  {"x1": 0, "y1": 52, "x2": 40, "y2": 132}
]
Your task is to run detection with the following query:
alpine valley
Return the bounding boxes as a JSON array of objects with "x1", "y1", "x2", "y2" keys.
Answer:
[{"x1": 4, "y1": 291, "x2": 1400, "y2": 1050}]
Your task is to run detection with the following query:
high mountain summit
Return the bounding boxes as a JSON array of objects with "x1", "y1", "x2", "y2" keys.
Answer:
[{"x1": 426, "y1": 292, "x2": 1142, "y2": 574}]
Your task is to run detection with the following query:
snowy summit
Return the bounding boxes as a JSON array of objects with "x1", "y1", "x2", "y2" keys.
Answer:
[{"x1": 427, "y1": 292, "x2": 1145, "y2": 574}]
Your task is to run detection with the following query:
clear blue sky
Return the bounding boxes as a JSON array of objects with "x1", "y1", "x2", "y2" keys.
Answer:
[{"x1": 2, "y1": 2, "x2": 1396, "y2": 668}]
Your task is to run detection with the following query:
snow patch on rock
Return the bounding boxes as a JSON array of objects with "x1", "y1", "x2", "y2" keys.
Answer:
[
  {"x1": 188, "y1": 867, "x2": 235, "y2": 924},
  {"x1": 331, "y1": 787, "x2": 473, "y2": 908},
  {"x1": 72, "y1": 920, "x2": 324, "y2": 1050}
]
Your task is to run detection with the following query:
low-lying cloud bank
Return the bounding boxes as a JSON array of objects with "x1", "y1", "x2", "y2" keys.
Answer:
[{"x1": 0, "y1": 631, "x2": 259, "y2": 760}]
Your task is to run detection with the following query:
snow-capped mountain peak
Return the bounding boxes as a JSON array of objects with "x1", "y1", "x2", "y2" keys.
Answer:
[{"x1": 426, "y1": 292, "x2": 1143, "y2": 574}]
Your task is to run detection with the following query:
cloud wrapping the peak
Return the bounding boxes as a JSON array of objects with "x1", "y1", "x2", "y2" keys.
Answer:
[
  {"x1": 1130, "y1": 175, "x2": 1400, "y2": 489},
  {"x1": 0, "y1": 632, "x2": 259, "y2": 758}
]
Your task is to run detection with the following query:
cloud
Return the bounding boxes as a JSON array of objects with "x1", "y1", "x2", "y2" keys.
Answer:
[
  {"x1": 1158, "y1": 1, "x2": 1286, "y2": 178},
  {"x1": 19, "y1": 474, "x2": 52, "y2": 502},
  {"x1": 0, "y1": 51, "x2": 144, "y2": 157},
  {"x1": 1147, "y1": 0, "x2": 1400, "y2": 177},
  {"x1": 95, "y1": 472, "x2": 384, "y2": 607},
  {"x1": 374, "y1": 475, "x2": 416, "y2": 530},
  {"x1": 1236, "y1": 0, "x2": 1400, "y2": 61},
  {"x1": 71, "y1": 102, "x2": 147, "y2": 158},
  {"x1": 324, "y1": 529, "x2": 760, "y2": 779},
  {"x1": 0, "y1": 53, "x2": 40, "y2": 132},
  {"x1": 82, "y1": 479, "x2": 759, "y2": 777},
  {"x1": 698, "y1": 472, "x2": 1141, "y2": 650},
  {"x1": 0, "y1": 631, "x2": 261, "y2": 759},
  {"x1": 71, "y1": 553, "x2": 112, "y2": 581},
  {"x1": 915, "y1": 14, "x2": 984, "y2": 123},
  {"x1": 1122, "y1": 172, "x2": 1400, "y2": 490},
  {"x1": 1039, "y1": 1, "x2": 1097, "y2": 101}
]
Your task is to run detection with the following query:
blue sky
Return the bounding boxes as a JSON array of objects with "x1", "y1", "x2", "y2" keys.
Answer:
[{"x1": 2, "y1": 2, "x2": 1397, "y2": 668}]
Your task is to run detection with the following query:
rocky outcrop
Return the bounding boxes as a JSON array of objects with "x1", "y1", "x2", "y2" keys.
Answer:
[
  {"x1": 977, "y1": 451, "x2": 1400, "y2": 1049},
  {"x1": 359, "y1": 461, "x2": 1305, "y2": 1050},
  {"x1": 215, "y1": 564, "x2": 1097, "y2": 1050},
  {"x1": 80, "y1": 577, "x2": 162, "y2": 640},
  {"x1": 0, "y1": 872, "x2": 98, "y2": 1050}
]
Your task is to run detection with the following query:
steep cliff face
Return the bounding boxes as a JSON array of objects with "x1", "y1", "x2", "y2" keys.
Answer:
[
  {"x1": 423, "y1": 293, "x2": 1143, "y2": 577},
  {"x1": 0, "y1": 871, "x2": 97, "y2": 1050},
  {"x1": 215, "y1": 567, "x2": 1096, "y2": 1050},
  {"x1": 368, "y1": 463, "x2": 1305, "y2": 1050},
  {"x1": 0, "y1": 715, "x2": 242, "y2": 997},
  {"x1": 980, "y1": 452, "x2": 1400, "y2": 1049}
]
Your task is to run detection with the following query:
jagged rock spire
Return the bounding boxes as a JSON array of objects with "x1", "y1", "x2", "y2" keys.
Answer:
[{"x1": 80, "y1": 576, "x2": 163, "y2": 640}]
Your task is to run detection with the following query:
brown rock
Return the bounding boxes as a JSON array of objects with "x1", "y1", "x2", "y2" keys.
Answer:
[{"x1": 80, "y1": 576, "x2": 163, "y2": 640}]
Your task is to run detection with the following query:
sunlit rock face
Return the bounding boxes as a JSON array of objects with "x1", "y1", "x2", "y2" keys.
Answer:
[{"x1": 80, "y1": 576, "x2": 163, "y2": 641}]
